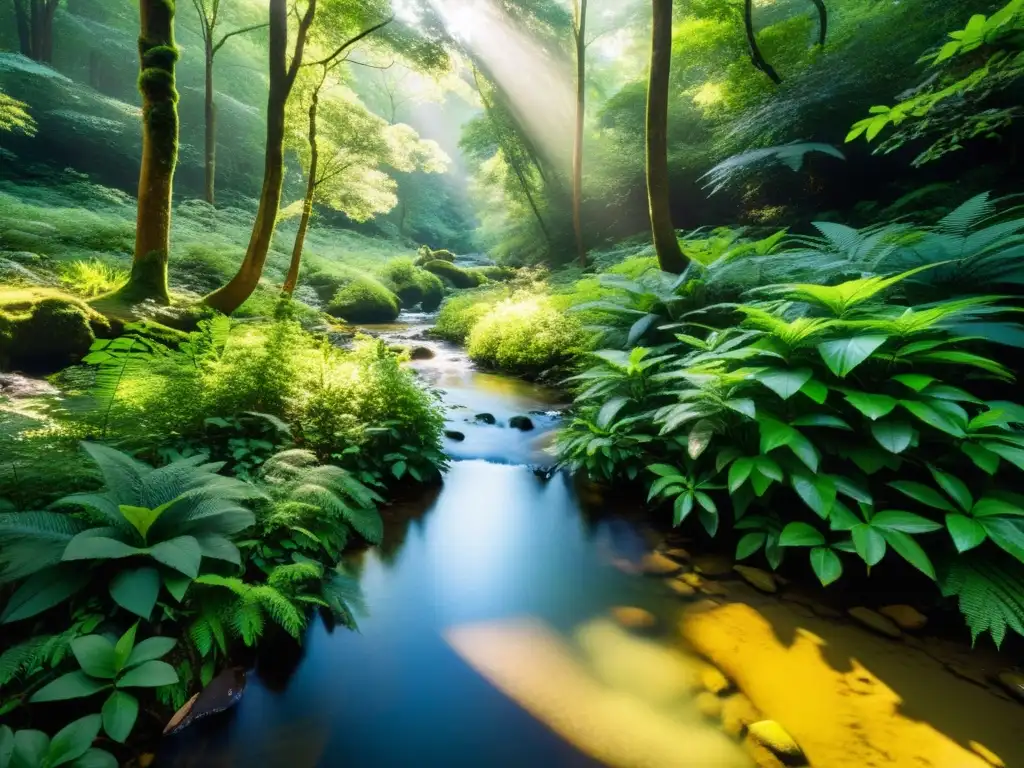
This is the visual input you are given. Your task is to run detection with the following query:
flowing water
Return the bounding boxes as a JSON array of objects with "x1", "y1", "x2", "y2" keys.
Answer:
[{"x1": 161, "y1": 313, "x2": 1023, "y2": 768}]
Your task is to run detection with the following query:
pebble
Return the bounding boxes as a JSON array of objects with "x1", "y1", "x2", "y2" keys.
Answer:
[
  {"x1": 681, "y1": 572, "x2": 704, "y2": 588},
  {"x1": 847, "y1": 607, "x2": 902, "y2": 639},
  {"x1": 667, "y1": 578, "x2": 697, "y2": 597},
  {"x1": 747, "y1": 721, "x2": 807, "y2": 766},
  {"x1": 721, "y1": 693, "x2": 761, "y2": 739},
  {"x1": 610, "y1": 606, "x2": 657, "y2": 631},
  {"x1": 878, "y1": 604, "x2": 927, "y2": 631},
  {"x1": 997, "y1": 671, "x2": 1024, "y2": 703},
  {"x1": 663, "y1": 547, "x2": 691, "y2": 562},
  {"x1": 699, "y1": 663, "x2": 731, "y2": 695},
  {"x1": 733, "y1": 565, "x2": 778, "y2": 594},
  {"x1": 640, "y1": 552, "x2": 682, "y2": 576},
  {"x1": 693, "y1": 554, "x2": 734, "y2": 577}
]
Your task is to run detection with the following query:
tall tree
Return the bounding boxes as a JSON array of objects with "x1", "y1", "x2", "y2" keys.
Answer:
[
  {"x1": 204, "y1": 0, "x2": 316, "y2": 314},
  {"x1": 191, "y1": 0, "x2": 267, "y2": 205},
  {"x1": 11, "y1": 0, "x2": 61, "y2": 62},
  {"x1": 571, "y1": 0, "x2": 588, "y2": 267},
  {"x1": 113, "y1": 0, "x2": 180, "y2": 304},
  {"x1": 645, "y1": 0, "x2": 687, "y2": 274}
]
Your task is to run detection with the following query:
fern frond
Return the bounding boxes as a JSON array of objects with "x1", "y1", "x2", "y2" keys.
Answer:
[
  {"x1": 0, "y1": 635, "x2": 52, "y2": 686},
  {"x1": 938, "y1": 192, "x2": 996, "y2": 235},
  {"x1": 266, "y1": 562, "x2": 323, "y2": 591},
  {"x1": 0, "y1": 511, "x2": 90, "y2": 582},
  {"x1": 941, "y1": 551, "x2": 1024, "y2": 647}
]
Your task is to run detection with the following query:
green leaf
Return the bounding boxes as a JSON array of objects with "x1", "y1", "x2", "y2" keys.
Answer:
[
  {"x1": 973, "y1": 498, "x2": 1024, "y2": 518},
  {"x1": 736, "y1": 533, "x2": 767, "y2": 560},
  {"x1": 880, "y1": 530, "x2": 935, "y2": 579},
  {"x1": 852, "y1": 525, "x2": 887, "y2": 566},
  {"x1": 673, "y1": 493, "x2": 694, "y2": 526},
  {"x1": 71, "y1": 748, "x2": 119, "y2": 768},
  {"x1": 810, "y1": 547, "x2": 843, "y2": 586},
  {"x1": 0, "y1": 566, "x2": 87, "y2": 624},
  {"x1": 115, "y1": 660, "x2": 178, "y2": 689},
  {"x1": 724, "y1": 398, "x2": 756, "y2": 419},
  {"x1": 62, "y1": 534, "x2": 140, "y2": 562},
  {"x1": 11, "y1": 730, "x2": 49, "y2": 768},
  {"x1": 148, "y1": 536, "x2": 201, "y2": 578},
  {"x1": 70, "y1": 636, "x2": 117, "y2": 680},
  {"x1": 927, "y1": 465, "x2": 972, "y2": 512},
  {"x1": 790, "y1": 471, "x2": 836, "y2": 518},
  {"x1": 648, "y1": 464, "x2": 680, "y2": 477},
  {"x1": 832, "y1": 476, "x2": 872, "y2": 505},
  {"x1": 759, "y1": 418, "x2": 797, "y2": 453},
  {"x1": 892, "y1": 373, "x2": 935, "y2": 392},
  {"x1": 779, "y1": 522, "x2": 826, "y2": 547},
  {"x1": 828, "y1": 501, "x2": 860, "y2": 531},
  {"x1": 800, "y1": 379, "x2": 828, "y2": 404},
  {"x1": 900, "y1": 400, "x2": 966, "y2": 437},
  {"x1": 750, "y1": 471, "x2": 773, "y2": 497},
  {"x1": 101, "y1": 691, "x2": 138, "y2": 743},
  {"x1": 391, "y1": 461, "x2": 407, "y2": 479},
  {"x1": 698, "y1": 506, "x2": 719, "y2": 537},
  {"x1": 871, "y1": 420, "x2": 914, "y2": 454},
  {"x1": 843, "y1": 391, "x2": 897, "y2": 420},
  {"x1": 753, "y1": 368, "x2": 813, "y2": 400},
  {"x1": 728, "y1": 458, "x2": 753, "y2": 493},
  {"x1": 688, "y1": 420, "x2": 715, "y2": 459},
  {"x1": 983, "y1": 442, "x2": 1024, "y2": 472},
  {"x1": 871, "y1": 510, "x2": 943, "y2": 533},
  {"x1": 163, "y1": 573, "x2": 191, "y2": 602},
  {"x1": 596, "y1": 397, "x2": 629, "y2": 429},
  {"x1": 946, "y1": 513, "x2": 987, "y2": 553},
  {"x1": 124, "y1": 637, "x2": 176, "y2": 669},
  {"x1": 117, "y1": 505, "x2": 162, "y2": 539},
  {"x1": 888, "y1": 481, "x2": 956, "y2": 511},
  {"x1": 753, "y1": 456, "x2": 783, "y2": 482},
  {"x1": 981, "y1": 518, "x2": 1024, "y2": 563},
  {"x1": 818, "y1": 336, "x2": 887, "y2": 377},
  {"x1": 961, "y1": 443, "x2": 1000, "y2": 475},
  {"x1": 791, "y1": 414, "x2": 851, "y2": 430},
  {"x1": 47, "y1": 714, "x2": 101, "y2": 767},
  {"x1": 109, "y1": 568, "x2": 160, "y2": 620},
  {"x1": 31, "y1": 671, "x2": 110, "y2": 702},
  {"x1": 787, "y1": 432, "x2": 820, "y2": 472}
]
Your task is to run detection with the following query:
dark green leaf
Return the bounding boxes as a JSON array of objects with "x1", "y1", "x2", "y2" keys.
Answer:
[
  {"x1": 0, "y1": 566, "x2": 87, "y2": 624},
  {"x1": 31, "y1": 671, "x2": 110, "y2": 702},
  {"x1": 753, "y1": 368, "x2": 813, "y2": 400},
  {"x1": 828, "y1": 501, "x2": 860, "y2": 531},
  {"x1": 871, "y1": 510, "x2": 943, "y2": 534},
  {"x1": 673, "y1": 493, "x2": 694, "y2": 526},
  {"x1": 790, "y1": 471, "x2": 835, "y2": 518},
  {"x1": 888, "y1": 481, "x2": 955, "y2": 511},
  {"x1": 981, "y1": 518, "x2": 1024, "y2": 563},
  {"x1": 852, "y1": 524, "x2": 886, "y2": 566},
  {"x1": 70, "y1": 748, "x2": 118, "y2": 768},
  {"x1": 871, "y1": 420, "x2": 914, "y2": 454},
  {"x1": 927, "y1": 465, "x2": 972, "y2": 512},
  {"x1": 779, "y1": 522, "x2": 826, "y2": 547},
  {"x1": 891, "y1": 373, "x2": 935, "y2": 392},
  {"x1": 961, "y1": 443, "x2": 1000, "y2": 475},
  {"x1": 115, "y1": 660, "x2": 178, "y2": 689},
  {"x1": 148, "y1": 536, "x2": 201, "y2": 578},
  {"x1": 109, "y1": 567, "x2": 160, "y2": 620},
  {"x1": 47, "y1": 714, "x2": 101, "y2": 767},
  {"x1": 791, "y1": 414, "x2": 851, "y2": 430},
  {"x1": 818, "y1": 336, "x2": 887, "y2": 377},
  {"x1": 648, "y1": 464, "x2": 680, "y2": 477},
  {"x1": 736, "y1": 533, "x2": 767, "y2": 560},
  {"x1": 880, "y1": 530, "x2": 936, "y2": 579},
  {"x1": 787, "y1": 432, "x2": 821, "y2": 472},
  {"x1": 163, "y1": 573, "x2": 191, "y2": 602},
  {"x1": 900, "y1": 400, "x2": 966, "y2": 437},
  {"x1": 759, "y1": 418, "x2": 797, "y2": 453},
  {"x1": 124, "y1": 637, "x2": 176, "y2": 669},
  {"x1": 70, "y1": 636, "x2": 117, "y2": 680},
  {"x1": 946, "y1": 513, "x2": 987, "y2": 553},
  {"x1": 62, "y1": 535, "x2": 140, "y2": 562},
  {"x1": 698, "y1": 507, "x2": 719, "y2": 537},
  {"x1": 843, "y1": 391, "x2": 897, "y2": 420},
  {"x1": 728, "y1": 458, "x2": 753, "y2": 493},
  {"x1": 800, "y1": 379, "x2": 829, "y2": 404},
  {"x1": 810, "y1": 547, "x2": 843, "y2": 586},
  {"x1": 982, "y1": 442, "x2": 1024, "y2": 472},
  {"x1": 101, "y1": 691, "x2": 138, "y2": 743}
]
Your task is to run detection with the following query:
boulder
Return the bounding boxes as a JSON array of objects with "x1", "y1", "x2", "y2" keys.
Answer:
[
  {"x1": 847, "y1": 607, "x2": 902, "y2": 639},
  {"x1": 0, "y1": 372, "x2": 58, "y2": 398},
  {"x1": 410, "y1": 345, "x2": 435, "y2": 360},
  {"x1": 509, "y1": 415, "x2": 535, "y2": 431},
  {"x1": 878, "y1": 604, "x2": 927, "y2": 631},
  {"x1": 733, "y1": 565, "x2": 778, "y2": 594},
  {"x1": 444, "y1": 430, "x2": 466, "y2": 442},
  {"x1": 474, "y1": 412, "x2": 496, "y2": 425},
  {"x1": 1, "y1": 288, "x2": 111, "y2": 373},
  {"x1": 747, "y1": 721, "x2": 807, "y2": 766}
]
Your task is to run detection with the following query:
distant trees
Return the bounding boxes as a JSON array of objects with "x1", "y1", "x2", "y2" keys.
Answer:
[
  {"x1": 11, "y1": 0, "x2": 62, "y2": 63},
  {"x1": 571, "y1": 0, "x2": 588, "y2": 267}
]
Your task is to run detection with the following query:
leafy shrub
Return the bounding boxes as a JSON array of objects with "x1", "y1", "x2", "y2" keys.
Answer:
[
  {"x1": 422, "y1": 259, "x2": 483, "y2": 289},
  {"x1": 59, "y1": 259, "x2": 130, "y2": 298},
  {"x1": 0, "y1": 715, "x2": 118, "y2": 768},
  {"x1": 434, "y1": 286, "x2": 511, "y2": 343},
  {"x1": 466, "y1": 291, "x2": 586, "y2": 374},
  {"x1": 325, "y1": 275, "x2": 400, "y2": 323}
]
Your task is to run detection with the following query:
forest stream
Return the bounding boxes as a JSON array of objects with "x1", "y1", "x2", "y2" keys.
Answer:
[{"x1": 157, "y1": 313, "x2": 1023, "y2": 768}]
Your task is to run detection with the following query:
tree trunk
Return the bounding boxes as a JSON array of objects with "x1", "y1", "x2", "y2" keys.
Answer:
[
  {"x1": 744, "y1": 0, "x2": 782, "y2": 84},
  {"x1": 809, "y1": 0, "x2": 828, "y2": 46},
  {"x1": 204, "y1": 0, "x2": 314, "y2": 314},
  {"x1": 13, "y1": 0, "x2": 31, "y2": 58},
  {"x1": 13, "y1": 0, "x2": 58, "y2": 61},
  {"x1": 572, "y1": 0, "x2": 587, "y2": 267},
  {"x1": 646, "y1": 0, "x2": 687, "y2": 274},
  {"x1": 118, "y1": 0, "x2": 179, "y2": 304},
  {"x1": 283, "y1": 88, "x2": 320, "y2": 295},
  {"x1": 204, "y1": 43, "x2": 217, "y2": 205}
]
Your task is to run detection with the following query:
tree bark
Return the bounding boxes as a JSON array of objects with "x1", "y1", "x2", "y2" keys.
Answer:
[
  {"x1": 204, "y1": 0, "x2": 315, "y2": 314},
  {"x1": 13, "y1": 0, "x2": 59, "y2": 61},
  {"x1": 283, "y1": 78, "x2": 322, "y2": 295},
  {"x1": 744, "y1": 0, "x2": 782, "y2": 84},
  {"x1": 13, "y1": 0, "x2": 32, "y2": 58},
  {"x1": 118, "y1": 0, "x2": 179, "y2": 304},
  {"x1": 572, "y1": 0, "x2": 587, "y2": 267},
  {"x1": 646, "y1": 0, "x2": 687, "y2": 274},
  {"x1": 204, "y1": 43, "x2": 217, "y2": 205},
  {"x1": 809, "y1": 0, "x2": 828, "y2": 46}
]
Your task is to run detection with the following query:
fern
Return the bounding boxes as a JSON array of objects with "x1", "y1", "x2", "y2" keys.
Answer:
[
  {"x1": 700, "y1": 142, "x2": 846, "y2": 194},
  {"x1": 0, "y1": 511, "x2": 90, "y2": 582},
  {"x1": 941, "y1": 551, "x2": 1024, "y2": 647}
]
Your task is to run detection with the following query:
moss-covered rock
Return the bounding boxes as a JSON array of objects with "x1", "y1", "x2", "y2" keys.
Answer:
[
  {"x1": 414, "y1": 246, "x2": 456, "y2": 267},
  {"x1": 418, "y1": 270, "x2": 445, "y2": 311},
  {"x1": 325, "y1": 276, "x2": 400, "y2": 323},
  {"x1": 423, "y1": 260, "x2": 483, "y2": 289},
  {"x1": 0, "y1": 288, "x2": 112, "y2": 372},
  {"x1": 381, "y1": 258, "x2": 447, "y2": 311}
]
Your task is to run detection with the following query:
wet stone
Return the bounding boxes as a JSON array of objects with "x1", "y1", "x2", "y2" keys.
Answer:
[
  {"x1": 997, "y1": 671, "x2": 1024, "y2": 703},
  {"x1": 847, "y1": 607, "x2": 902, "y2": 639},
  {"x1": 747, "y1": 721, "x2": 807, "y2": 766},
  {"x1": 640, "y1": 552, "x2": 682, "y2": 576},
  {"x1": 667, "y1": 578, "x2": 697, "y2": 597},
  {"x1": 409, "y1": 345, "x2": 435, "y2": 360},
  {"x1": 444, "y1": 430, "x2": 466, "y2": 441},
  {"x1": 733, "y1": 565, "x2": 778, "y2": 594},
  {"x1": 509, "y1": 415, "x2": 535, "y2": 431},
  {"x1": 663, "y1": 547, "x2": 692, "y2": 563},
  {"x1": 878, "y1": 604, "x2": 927, "y2": 631},
  {"x1": 693, "y1": 554, "x2": 734, "y2": 577},
  {"x1": 474, "y1": 412, "x2": 497, "y2": 424}
]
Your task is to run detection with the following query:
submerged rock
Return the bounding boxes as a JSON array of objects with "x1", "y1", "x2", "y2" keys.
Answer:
[
  {"x1": 444, "y1": 430, "x2": 466, "y2": 442},
  {"x1": 667, "y1": 578, "x2": 697, "y2": 597},
  {"x1": 509, "y1": 415, "x2": 534, "y2": 431},
  {"x1": 878, "y1": 604, "x2": 927, "y2": 631},
  {"x1": 847, "y1": 607, "x2": 902, "y2": 639},
  {"x1": 474, "y1": 412, "x2": 496, "y2": 425},
  {"x1": 163, "y1": 667, "x2": 246, "y2": 735},
  {"x1": 410, "y1": 345, "x2": 435, "y2": 360},
  {"x1": 610, "y1": 606, "x2": 657, "y2": 631},
  {"x1": 747, "y1": 721, "x2": 806, "y2": 766}
]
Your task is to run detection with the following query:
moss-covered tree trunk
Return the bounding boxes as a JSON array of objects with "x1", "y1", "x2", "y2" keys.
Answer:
[
  {"x1": 205, "y1": 0, "x2": 315, "y2": 314},
  {"x1": 572, "y1": 0, "x2": 588, "y2": 268},
  {"x1": 646, "y1": 0, "x2": 687, "y2": 274},
  {"x1": 121, "y1": 0, "x2": 179, "y2": 304},
  {"x1": 283, "y1": 80, "x2": 322, "y2": 296}
]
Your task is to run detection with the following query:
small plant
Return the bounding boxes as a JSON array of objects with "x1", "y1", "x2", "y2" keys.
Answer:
[
  {"x1": 59, "y1": 260, "x2": 130, "y2": 298},
  {"x1": 30, "y1": 623, "x2": 177, "y2": 743},
  {"x1": 0, "y1": 715, "x2": 117, "y2": 768}
]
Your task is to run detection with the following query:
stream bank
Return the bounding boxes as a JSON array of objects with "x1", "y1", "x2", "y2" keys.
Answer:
[{"x1": 158, "y1": 311, "x2": 1023, "y2": 768}]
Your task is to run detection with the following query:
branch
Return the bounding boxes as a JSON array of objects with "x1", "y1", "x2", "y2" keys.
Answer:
[
  {"x1": 213, "y1": 22, "x2": 270, "y2": 56},
  {"x1": 285, "y1": 0, "x2": 318, "y2": 88},
  {"x1": 809, "y1": 0, "x2": 827, "y2": 46},
  {"x1": 308, "y1": 15, "x2": 395, "y2": 68},
  {"x1": 349, "y1": 58, "x2": 396, "y2": 70},
  {"x1": 744, "y1": 0, "x2": 782, "y2": 85}
]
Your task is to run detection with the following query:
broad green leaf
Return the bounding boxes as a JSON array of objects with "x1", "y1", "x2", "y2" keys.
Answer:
[
  {"x1": 828, "y1": 501, "x2": 860, "y2": 531},
  {"x1": 791, "y1": 414, "x2": 851, "y2": 430},
  {"x1": 880, "y1": 530, "x2": 936, "y2": 579},
  {"x1": 688, "y1": 420, "x2": 715, "y2": 459},
  {"x1": 117, "y1": 505, "x2": 162, "y2": 539},
  {"x1": 787, "y1": 432, "x2": 821, "y2": 472},
  {"x1": 113, "y1": 624, "x2": 137, "y2": 672},
  {"x1": 648, "y1": 464, "x2": 680, "y2": 477},
  {"x1": 871, "y1": 510, "x2": 943, "y2": 533},
  {"x1": 972, "y1": 498, "x2": 1024, "y2": 518},
  {"x1": 832, "y1": 476, "x2": 872, "y2": 505},
  {"x1": 843, "y1": 391, "x2": 897, "y2": 420},
  {"x1": 800, "y1": 379, "x2": 829, "y2": 404},
  {"x1": 810, "y1": 547, "x2": 843, "y2": 586},
  {"x1": 673, "y1": 493, "x2": 694, "y2": 526},
  {"x1": 47, "y1": 714, "x2": 101, "y2": 767},
  {"x1": 961, "y1": 443, "x2": 1000, "y2": 475},
  {"x1": 31, "y1": 671, "x2": 110, "y2": 702},
  {"x1": 891, "y1": 373, "x2": 935, "y2": 392},
  {"x1": 779, "y1": 522, "x2": 826, "y2": 547},
  {"x1": 163, "y1": 573, "x2": 191, "y2": 602},
  {"x1": 101, "y1": 691, "x2": 138, "y2": 743},
  {"x1": 596, "y1": 397, "x2": 629, "y2": 429},
  {"x1": 982, "y1": 442, "x2": 1024, "y2": 472},
  {"x1": 945, "y1": 513, "x2": 987, "y2": 553},
  {"x1": 736, "y1": 533, "x2": 767, "y2": 560},
  {"x1": 888, "y1": 481, "x2": 956, "y2": 511},
  {"x1": 649, "y1": 475, "x2": 687, "y2": 501},
  {"x1": 980, "y1": 518, "x2": 1024, "y2": 563},
  {"x1": 750, "y1": 472, "x2": 773, "y2": 497},
  {"x1": 790, "y1": 471, "x2": 836, "y2": 518},
  {"x1": 728, "y1": 458, "x2": 753, "y2": 493},
  {"x1": 871, "y1": 420, "x2": 914, "y2": 454},
  {"x1": 698, "y1": 506, "x2": 719, "y2": 537},
  {"x1": 148, "y1": 536, "x2": 202, "y2": 578},
  {"x1": 927, "y1": 465, "x2": 972, "y2": 512},
  {"x1": 62, "y1": 535, "x2": 141, "y2": 562},
  {"x1": 109, "y1": 567, "x2": 160, "y2": 620},
  {"x1": 818, "y1": 336, "x2": 887, "y2": 377},
  {"x1": 714, "y1": 447, "x2": 741, "y2": 473},
  {"x1": 694, "y1": 492, "x2": 717, "y2": 515},
  {"x1": 0, "y1": 566, "x2": 87, "y2": 624},
  {"x1": 124, "y1": 637, "x2": 176, "y2": 669},
  {"x1": 68, "y1": 748, "x2": 118, "y2": 768},
  {"x1": 724, "y1": 398, "x2": 756, "y2": 419},
  {"x1": 11, "y1": 730, "x2": 49, "y2": 768},
  {"x1": 70, "y1": 636, "x2": 117, "y2": 680},
  {"x1": 759, "y1": 418, "x2": 798, "y2": 453},
  {"x1": 753, "y1": 456, "x2": 783, "y2": 482},
  {"x1": 852, "y1": 524, "x2": 887, "y2": 566},
  {"x1": 923, "y1": 384, "x2": 980, "y2": 404},
  {"x1": 391, "y1": 461, "x2": 407, "y2": 479},
  {"x1": 900, "y1": 400, "x2": 966, "y2": 437},
  {"x1": 115, "y1": 660, "x2": 178, "y2": 689},
  {"x1": 753, "y1": 368, "x2": 813, "y2": 400}
]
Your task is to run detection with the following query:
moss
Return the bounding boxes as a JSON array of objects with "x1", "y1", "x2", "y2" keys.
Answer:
[
  {"x1": 419, "y1": 270, "x2": 445, "y2": 311},
  {"x1": 414, "y1": 246, "x2": 456, "y2": 267},
  {"x1": 325, "y1": 275, "x2": 401, "y2": 323},
  {"x1": 423, "y1": 260, "x2": 483, "y2": 289},
  {"x1": 381, "y1": 258, "x2": 447, "y2": 310},
  {"x1": 0, "y1": 288, "x2": 111, "y2": 372}
]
